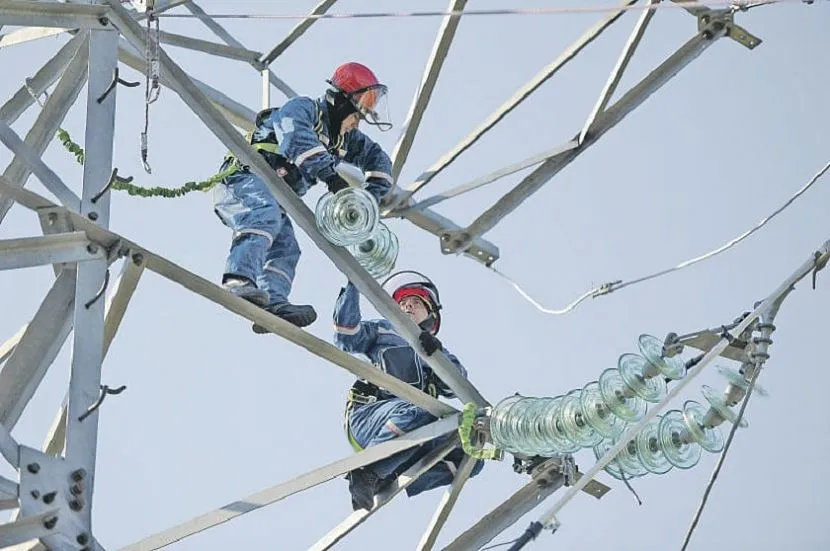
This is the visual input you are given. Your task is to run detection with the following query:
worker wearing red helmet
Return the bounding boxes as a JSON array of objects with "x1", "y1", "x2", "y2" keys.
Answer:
[
  {"x1": 332, "y1": 271, "x2": 485, "y2": 511},
  {"x1": 214, "y1": 62, "x2": 395, "y2": 331}
]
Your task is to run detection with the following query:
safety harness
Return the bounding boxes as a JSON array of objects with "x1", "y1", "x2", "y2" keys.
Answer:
[
  {"x1": 343, "y1": 374, "x2": 442, "y2": 453},
  {"x1": 222, "y1": 102, "x2": 345, "y2": 192}
]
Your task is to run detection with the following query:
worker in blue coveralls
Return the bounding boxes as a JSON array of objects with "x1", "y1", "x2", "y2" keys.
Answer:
[
  {"x1": 333, "y1": 272, "x2": 485, "y2": 511},
  {"x1": 214, "y1": 62, "x2": 395, "y2": 332}
]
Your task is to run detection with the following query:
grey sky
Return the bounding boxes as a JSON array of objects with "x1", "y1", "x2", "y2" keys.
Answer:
[{"x1": 1, "y1": 0, "x2": 829, "y2": 549}]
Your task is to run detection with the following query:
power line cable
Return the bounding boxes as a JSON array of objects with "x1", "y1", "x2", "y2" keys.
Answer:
[
  {"x1": 154, "y1": 0, "x2": 815, "y2": 21},
  {"x1": 493, "y1": 159, "x2": 830, "y2": 315}
]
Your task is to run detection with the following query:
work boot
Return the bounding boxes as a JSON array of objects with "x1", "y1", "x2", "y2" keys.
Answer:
[
  {"x1": 223, "y1": 276, "x2": 269, "y2": 307},
  {"x1": 252, "y1": 301, "x2": 318, "y2": 332},
  {"x1": 346, "y1": 468, "x2": 392, "y2": 511}
]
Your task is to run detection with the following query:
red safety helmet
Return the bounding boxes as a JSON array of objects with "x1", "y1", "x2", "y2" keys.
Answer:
[
  {"x1": 383, "y1": 271, "x2": 443, "y2": 334},
  {"x1": 327, "y1": 62, "x2": 392, "y2": 131}
]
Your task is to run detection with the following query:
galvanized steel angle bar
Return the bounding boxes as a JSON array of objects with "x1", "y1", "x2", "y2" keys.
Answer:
[
  {"x1": 63, "y1": 26, "x2": 120, "y2": 539},
  {"x1": 390, "y1": 0, "x2": 468, "y2": 181},
  {"x1": 259, "y1": 0, "x2": 339, "y2": 66}
]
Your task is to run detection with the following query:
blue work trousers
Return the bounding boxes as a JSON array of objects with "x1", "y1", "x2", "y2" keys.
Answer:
[
  {"x1": 213, "y1": 169, "x2": 300, "y2": 305},
  {"x1": 348, "y1": 398, "x2": 484, "y2": 497}
]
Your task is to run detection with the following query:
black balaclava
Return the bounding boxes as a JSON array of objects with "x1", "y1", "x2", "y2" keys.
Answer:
[{"x1": 324, "y1": 89, "x2": 358, "y2": 142}]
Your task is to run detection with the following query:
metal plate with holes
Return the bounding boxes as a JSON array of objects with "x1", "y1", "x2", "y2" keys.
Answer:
[{"x1": 18, "y1": 446, "x2": 91, "y2": 550}]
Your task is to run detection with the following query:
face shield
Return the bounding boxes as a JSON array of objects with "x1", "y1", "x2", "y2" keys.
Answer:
[{"x1": 351, "y1": 84, "x2": 392, "y2": 132}]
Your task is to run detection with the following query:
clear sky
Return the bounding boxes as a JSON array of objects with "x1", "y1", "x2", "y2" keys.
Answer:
[{"x1": 1, "y1": 1, "x2": 829, "y2": 550}]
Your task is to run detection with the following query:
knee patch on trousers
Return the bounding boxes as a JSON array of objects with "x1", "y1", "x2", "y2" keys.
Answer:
[{"x1": 233, "y1": 229, "x2": 275, "y2": 247}]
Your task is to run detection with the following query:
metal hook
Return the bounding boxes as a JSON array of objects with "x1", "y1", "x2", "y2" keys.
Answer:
[
  {"x1": 92, "y1": 168, "x2": 133, "y2": 204},
  {"x1": 84, "y1": 269, "x2": 110, "y2": 309},
  {"x1": 78, "y1": 384, "x2": 127, "y2": 422},
  {"x1": 96, "y1": 68, "x2": 141, "y2": 104}
]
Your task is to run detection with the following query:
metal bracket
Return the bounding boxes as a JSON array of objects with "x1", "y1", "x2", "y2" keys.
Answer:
[
  {"x1": 18, "y1": 446, "x2": 94, "y2": 550},
  {"x1": 519, "y1": 455, "x2": 611, "y2": 500},
  {"x1": 434, "y1": 225, "x2": 498, "y2": 265},
  {"x1": 697, "y1": 9, "x2": 761, "y2": 49},
  {"x1": 661, "y1": 311, "x2": 756, "y2": 363}
]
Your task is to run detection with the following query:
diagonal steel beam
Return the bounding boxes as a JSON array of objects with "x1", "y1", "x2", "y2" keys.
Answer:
[
  {"x1": 442, "y1": 462, "x2": 566, "y2": 551},
  {"x1": 0, "y1": 268, "x2": 76, "y2": 430},
  {"x1": 0, "y1": 120, "x2": 82, "y2": 211},
  {"x1": 392, "y1": 0, "x2": 640, "y2": 209},
  {"x1": 118, "y1": 416, "x2": 460, "y2": 551},
  {"x1": 106, "y1": 0, "x2": 489, "y2": 407},
  {"x1": 0, "y1": 420, "x2": 19, "y2": 468},
  {"x1": 443, "y1": 22, "x2": 729, "y2": 253},
  {"x1": 579, "y1": 0, "x2": 659, "y2": 143},
  {"x1": 397, "y1": 141, "x2": 579, "y2": 216},
  {"x1": 309, "y1": 437, "x2": 460, "y2": 551},
  {"x1": 0, "y1": 32, "x2": 86, "y2": 125},
  {"x1": 259, "y1": 0, "x2": 338, "y2": 67},
  {"x1": 144, "y1": 250, "x2": 457, "y2": 417},
  {"x1": 0, "y1": 32, "x2": 89, "y2": 225},
  {"x1": 184, "y1": 1, "x2": 296, "y2": 98},
  {"x1": 417, "y1": 454, "x2": 478, "y2": 551},
  {"x1": 0, "y1": 325, "x2": 28, "y2": 366},
  {"x1": 0, "y1": 179, "x2": 457, "y2": 419},
  {"x1": 390, "y1": 0, "x2": 467, "y2": 181}
]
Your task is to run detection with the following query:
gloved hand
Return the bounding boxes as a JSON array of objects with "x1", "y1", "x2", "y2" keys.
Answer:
[
  {"x1": 419, "y1": 330, "x2": 442, "y2": 356},
  {"x1": 323, "y1": 173, "x2": 350, "y2": 195}
]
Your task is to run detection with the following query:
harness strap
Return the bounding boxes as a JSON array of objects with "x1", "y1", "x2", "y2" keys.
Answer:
[{"x1": 342, "y1": 376, "x2": 441, "y2": 451}]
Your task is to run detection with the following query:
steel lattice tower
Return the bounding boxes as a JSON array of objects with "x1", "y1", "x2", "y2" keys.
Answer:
[{"x1": 0, "y1": 1, "x2": 826, "y2": 550}]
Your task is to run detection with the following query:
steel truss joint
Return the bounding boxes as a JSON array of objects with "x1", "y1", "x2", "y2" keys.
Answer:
[{"x1": 17, "y1": 447, "x2": 94, "y2": 549}]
